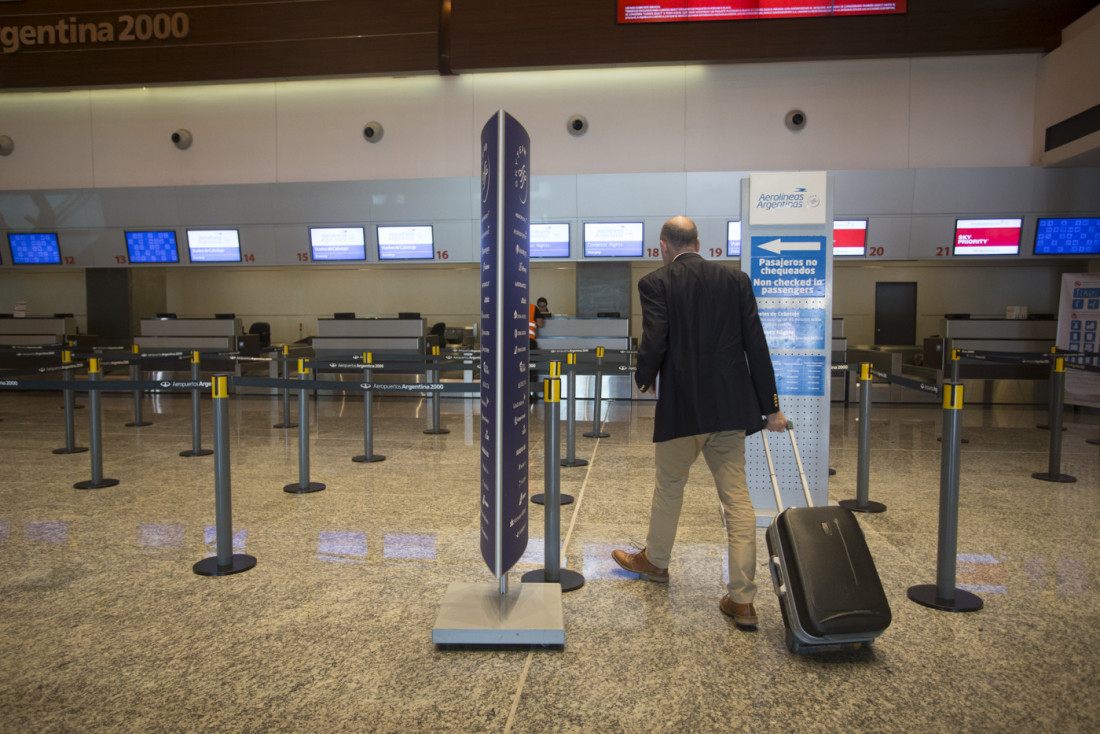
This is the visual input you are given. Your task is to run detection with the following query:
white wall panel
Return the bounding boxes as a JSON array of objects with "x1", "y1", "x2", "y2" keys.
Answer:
[
  {"x1": 0, "y1": 92, "x2": 95, "y2": 190},
  {"x1": 274, "y1": 76, "x2": 475, "y2": 182},
  {"x1": 685, "y1": 60, "x2": 912, "y2": 172},
  {"x1": 89, "y1": 85, "x2": 279, "y2": 188},
  {"x1": 471, "y1": 67, "x2": 688, "y2": 175},
  {"x1": 909, "y1": 55, "x2": 1039, "y2": 169}
]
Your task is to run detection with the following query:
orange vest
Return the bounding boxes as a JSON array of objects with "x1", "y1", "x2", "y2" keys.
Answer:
[{"x1": 529, "y1": 303, "x2": 538, "y2": 339}]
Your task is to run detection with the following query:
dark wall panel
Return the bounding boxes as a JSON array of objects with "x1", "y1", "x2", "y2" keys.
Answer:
[
  {"x1": 0, "y1": 0, "x2": 440, "y2": 88},
  {"x1": 449, "y1": 0, "x2": 1091, "y2": 71}
]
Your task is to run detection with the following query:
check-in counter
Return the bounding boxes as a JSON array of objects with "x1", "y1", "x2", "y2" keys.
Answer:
[
  {"x1": 135, "y1": 317, "x2": 247, "y2": 352},
  {"x1": 536, "y1": 317, "x2": 631, "y2": 352},
  {"x1": 310, "y1": 317, "x2": 426, "y2": 355},
  {"x1": 0, "y1": 316, "x2": 76, "y2": 346}
]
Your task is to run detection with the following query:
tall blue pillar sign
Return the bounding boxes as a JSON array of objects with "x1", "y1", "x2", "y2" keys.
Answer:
[{"x1": 480, "y1": 110, "x2": 530, "y2": 578}]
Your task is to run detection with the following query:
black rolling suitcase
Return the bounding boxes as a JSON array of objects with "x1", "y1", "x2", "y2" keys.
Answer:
[{"x1": 762, "y1": 424, "x2": 891, "y2": 653}]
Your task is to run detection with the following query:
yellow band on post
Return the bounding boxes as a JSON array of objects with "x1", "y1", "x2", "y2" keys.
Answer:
[
  {"x1": 549, "y1": 361, "x2": 561, "y2": 378},
  {"x1": 89, "y1": 357, "x2": 100, "y2": 374},
  {"x1": 943, "y1": 384, "x2": 964, "y2": 410},
  {"x1": 951, "y1": 349, "x2": 961, "y2": 362},
  {"x1": 191, "y1": 350, "x2": 200, "y2": 364},
  {"x1": 860, "y1": 363, "x2": 871, "y2": 381},
  {"x1": 567, "y1": 353, "x2": 577, "y2": 365},
  {"x1": 62, "y1": 350, "x2": 72, "y2": 363},
  {"x1": 283, "y1": 344, "x2": 290, "y2": 356},
  {"x1": 131, "y1": 344, "x2": 140, "y2": 354},
  {"x1": 298, "y1": 358, "x2": 309, "y2": 375},
  {"x1": 431, "y1": 345, "x2": 440, "y2": 356},
  {"x1": 365, "y1": 352, "x2": 372, "y2": 364},
  {"x1": 596, "y1": 347, "x2": 605, "y2": 358},
  {"x1": 544, "y1": 378, "x2": 561, "y2": 403},
  {"x1": 212, "y1": 375, "x2": 229, "y2": 399},
  {"x1": 1055, "y1": 357, "x2": 1065, "y2": 373}
]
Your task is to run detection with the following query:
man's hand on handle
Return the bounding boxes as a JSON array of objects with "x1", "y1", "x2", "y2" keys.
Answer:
[{"x1": 765, "y1": 411, "x2": 787, "y2": 432}]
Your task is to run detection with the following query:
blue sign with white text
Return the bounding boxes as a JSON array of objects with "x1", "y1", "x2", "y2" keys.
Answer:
[
  {"x1": 749, "y1": 235, "x2": 827, "y2": 299},
  {"x1": 772, "y1": 354, "x2": 827, "y2": 397}
]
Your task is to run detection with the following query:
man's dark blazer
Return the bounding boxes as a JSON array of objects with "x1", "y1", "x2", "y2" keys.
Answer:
[{"x1": 636, "y1": 251, "x2": 779, "y2": 443}]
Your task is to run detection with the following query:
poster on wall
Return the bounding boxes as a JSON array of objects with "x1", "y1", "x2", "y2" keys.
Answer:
[{"x1": 1058, "y1": 273, "x2": 1100, "y2": 409}]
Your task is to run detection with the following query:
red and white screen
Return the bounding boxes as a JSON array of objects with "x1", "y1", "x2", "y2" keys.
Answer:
[
  {"x1": 618, "y1": 1, "x2": 906, "y2": 23},
  {"x1": 833, "y1": 220, "x2": 867, "y2": 256},
  {"x1": 953, "y1": 219, "x2": 1022, "y2": 256}
]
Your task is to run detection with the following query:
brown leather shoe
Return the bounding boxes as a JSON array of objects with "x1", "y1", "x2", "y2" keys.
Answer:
[
  {"x1": 610, "y1": 548, "x2": 669, "y2": 583},
  {"x1": 719, "y1": 595, "x2": 758, "y2": 629}
]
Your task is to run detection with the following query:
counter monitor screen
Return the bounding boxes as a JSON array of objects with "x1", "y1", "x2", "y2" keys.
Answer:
[
  {"x1": 726, "y1": 221, "x2": 742, "y2": 257},
  {"x1": 530, "y1": 223, "x2": 570, "y2": 258},
  {"x1": 1034, "y1": 217, "x2": 1100, "y2": 256},
  {"x1": 377, "y1": 225, "x2": 434, "y2": 260},
  {"x1": 583, "y1": 222, "x2": 644, "y2": 258},
  {"x1": 186, "y1": 229, "x2": 242, "y2": 262},
  {"x1": 833, "y1": 220, "x2": 868, "y2": 256},
  {"x1": 126, "y1": 231, "x2": 179, "y2": 263},
  {"x1": 618, "y1": 1, "x2": 907, "y2": 23},
  {"x1": 8, "y1": 232, "x2": 61, "y2": 265},
  {"x1": 309, "y1": 227, "x2": 367, "y2": 261},
  {"x1": 953, "y1": 218, "x2": 1021, "y2": 256}
]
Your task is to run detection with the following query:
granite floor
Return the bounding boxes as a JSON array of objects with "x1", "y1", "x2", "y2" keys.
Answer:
[{"x1": 0, "y1": 387, "x2": 1097, "y2": 733}]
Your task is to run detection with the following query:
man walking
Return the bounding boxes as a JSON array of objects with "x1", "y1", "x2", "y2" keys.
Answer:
[{"x1": 612, "y1": 216, "x2": 786, "y2": 630}]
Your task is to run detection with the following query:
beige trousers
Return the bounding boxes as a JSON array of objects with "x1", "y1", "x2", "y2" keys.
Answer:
[{"x1": 644, "y1": 430, "x2": 756, "y2": 603}]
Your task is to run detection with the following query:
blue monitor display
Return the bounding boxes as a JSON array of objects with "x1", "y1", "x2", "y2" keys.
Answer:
[
  {"x1": 186, "y1": 229, "x2": 242, "y2": 263},
  {"x1": 1034, "y1": 217, "x2": 1100, "y2": 256},
  {"x1": 377, "y1": 225, "x2": 434, "y2": 260},
  {"x1": 309, "y1": 227, "x2": 367, "y2": 261},
  {"x1": 125, "y1": 231, "x2": 179, "y2": 263},
  {"x1": 530, "y1": 223, "x2": 570, "y2": 258},
  {"x1": 583, "y1": 221, "x2": 644, "y2": 258},
  {"x1": 726, "y1": 221, "x2": 742, "y2": 257},
  {"x1": 8, "y1": 232, "x2": 61, "y2": 265}
]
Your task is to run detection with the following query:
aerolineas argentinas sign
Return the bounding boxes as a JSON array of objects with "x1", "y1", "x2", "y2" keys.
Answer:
[
  {"x1": 748, "y1": 172, "x2": 827, "y2": 226},
  {"x1": 1, "y1": 12, "x2": 190, "y2": 54}
]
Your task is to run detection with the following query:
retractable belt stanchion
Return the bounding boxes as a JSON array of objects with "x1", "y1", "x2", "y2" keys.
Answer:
[
  {"x1": 532, "y1": 361, "x2": 575, "y2": 505},
  {"x1": 285, "y1": 358, "x2": 325, "y2": 494},
  {"x1": 839, "y1": 363, "x2": 886, "y2": 513},
  {"x1": 936, "y1": 351, "x2": 968, "y2": 444},
  {"x1": 274, "y1": 345, "x2": 297, "y2": 429},
  {"x1": 180, "y1": 351, "x2": 213, "y2": 457},
  {"x1": 53, "y1": 349, "x2": 88, "y2": 455},
  {"x1": 353, "y1": 351, "x2": 385, "y2": 463},
  {"x1": 74, "y1": 358, "x2": 119, "y2": 490},
  {"x1": 1032, "y1": 356, "x2": 1076, "y2": 483},
  {"x1": 522, "y1": 375, "x2": 585, "y2": 592},
  {"x1": 193, "y1": 374, "x2": 257, "y2": 576},
  {"x1": 125, "y1": 344, "x2": 152, "y2": 427},
  {"x1": 583, "y1": 346, "x2": 610, "y2": 439},
  {"x1": 561, "y1": 353, "x2": 588, "y2": 468},
  {"x1": 1037, "y1": 347, "x2": 1066, "y2": 432},
  {"x1": 423, "y1": 345, "x2": 450, "y2": 435},
  {"x1": 907, "y1": 372, "x2": 982, "y2": 612}
]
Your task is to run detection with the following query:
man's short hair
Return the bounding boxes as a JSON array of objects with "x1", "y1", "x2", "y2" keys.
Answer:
[{"x1": 660, "y1": 218, "x2": 698, "y2": 252}]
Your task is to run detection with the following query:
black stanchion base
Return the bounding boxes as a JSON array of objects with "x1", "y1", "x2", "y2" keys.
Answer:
[
  {"x1": 907, "y1": 584, "x2": 983, "y2": 612},
  {"x1": 530, "y1": 493, "x2": 575, "y2": 506},
  {"x1": 352, "y1": 454, "x2": 386, "y2": 463},
  {"x1": 561, "y1": 458, "x2": 589, "y2": 468},
  {"x1": 284, "y1": 481, "x2": 326, "y2": 494},
  {"x1": 521, "y1": 567, "x2": 586, "y2": 592},
  {"x1": 838, "y1": 499, "x2": 887, "y2": 514},
  {"x1": 424, "y1": 428, "x2": 451, "y2": 435},
  {"x1": 582, "y1": 431, "x2": 610, "y2": 438},
  {"x1": 180, "y1": 448, "x2": 214, "y2": 457},
  {"x1": 936, "y1": 436, "x2": 970, "y2": 444},
  {"x1": 192, "y1": 554, "x2": 257, "y2": 576},
  {"x1": 273, "y1": 423, "x2": 299, "y2": 429},
  {"x1": 829, "y1": 467, "x2": 836, "y2": 476},
  {"x1": 74, "y1": 478, "x2": 120, "y2": 490},
  {"x1": 1032, "y1": 472, "x2": 1077, "y2": 483},
  {"x1": 1036, "y1": 424, "x2": 1067, "y2": 431},
  {"x1": 125, "y1": 421, "x2": 154, "y2": 427},
  {"x1": 1087, "y1": 438, "x2": 1100, "y2": 446},
  {"x1": 53, "y1": 446, "x2": 89, "y2": 455}
]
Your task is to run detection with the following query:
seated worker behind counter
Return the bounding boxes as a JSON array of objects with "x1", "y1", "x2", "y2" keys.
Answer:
[
  {"x1": 611, "y1": 215, "x2": 786, "y2": 631},
  {"x1": 536, "y1": 297, "x2": 551, "y2": 319}
]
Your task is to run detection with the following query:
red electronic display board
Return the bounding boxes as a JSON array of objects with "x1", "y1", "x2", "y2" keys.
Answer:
[
  {"x1": 953, "y1": 219, "x2": 1022, "y2": 256},
  {"x1": 618, "y1": 1, "x2": 906, "y2": 23},
  {"x1": 833, "y1": 220, "x2": 867, "y2": 256}
]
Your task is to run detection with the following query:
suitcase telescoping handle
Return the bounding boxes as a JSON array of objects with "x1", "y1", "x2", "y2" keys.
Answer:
[{"x1": 761, "y1": 420, "x2": 814, "y2": 513}]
